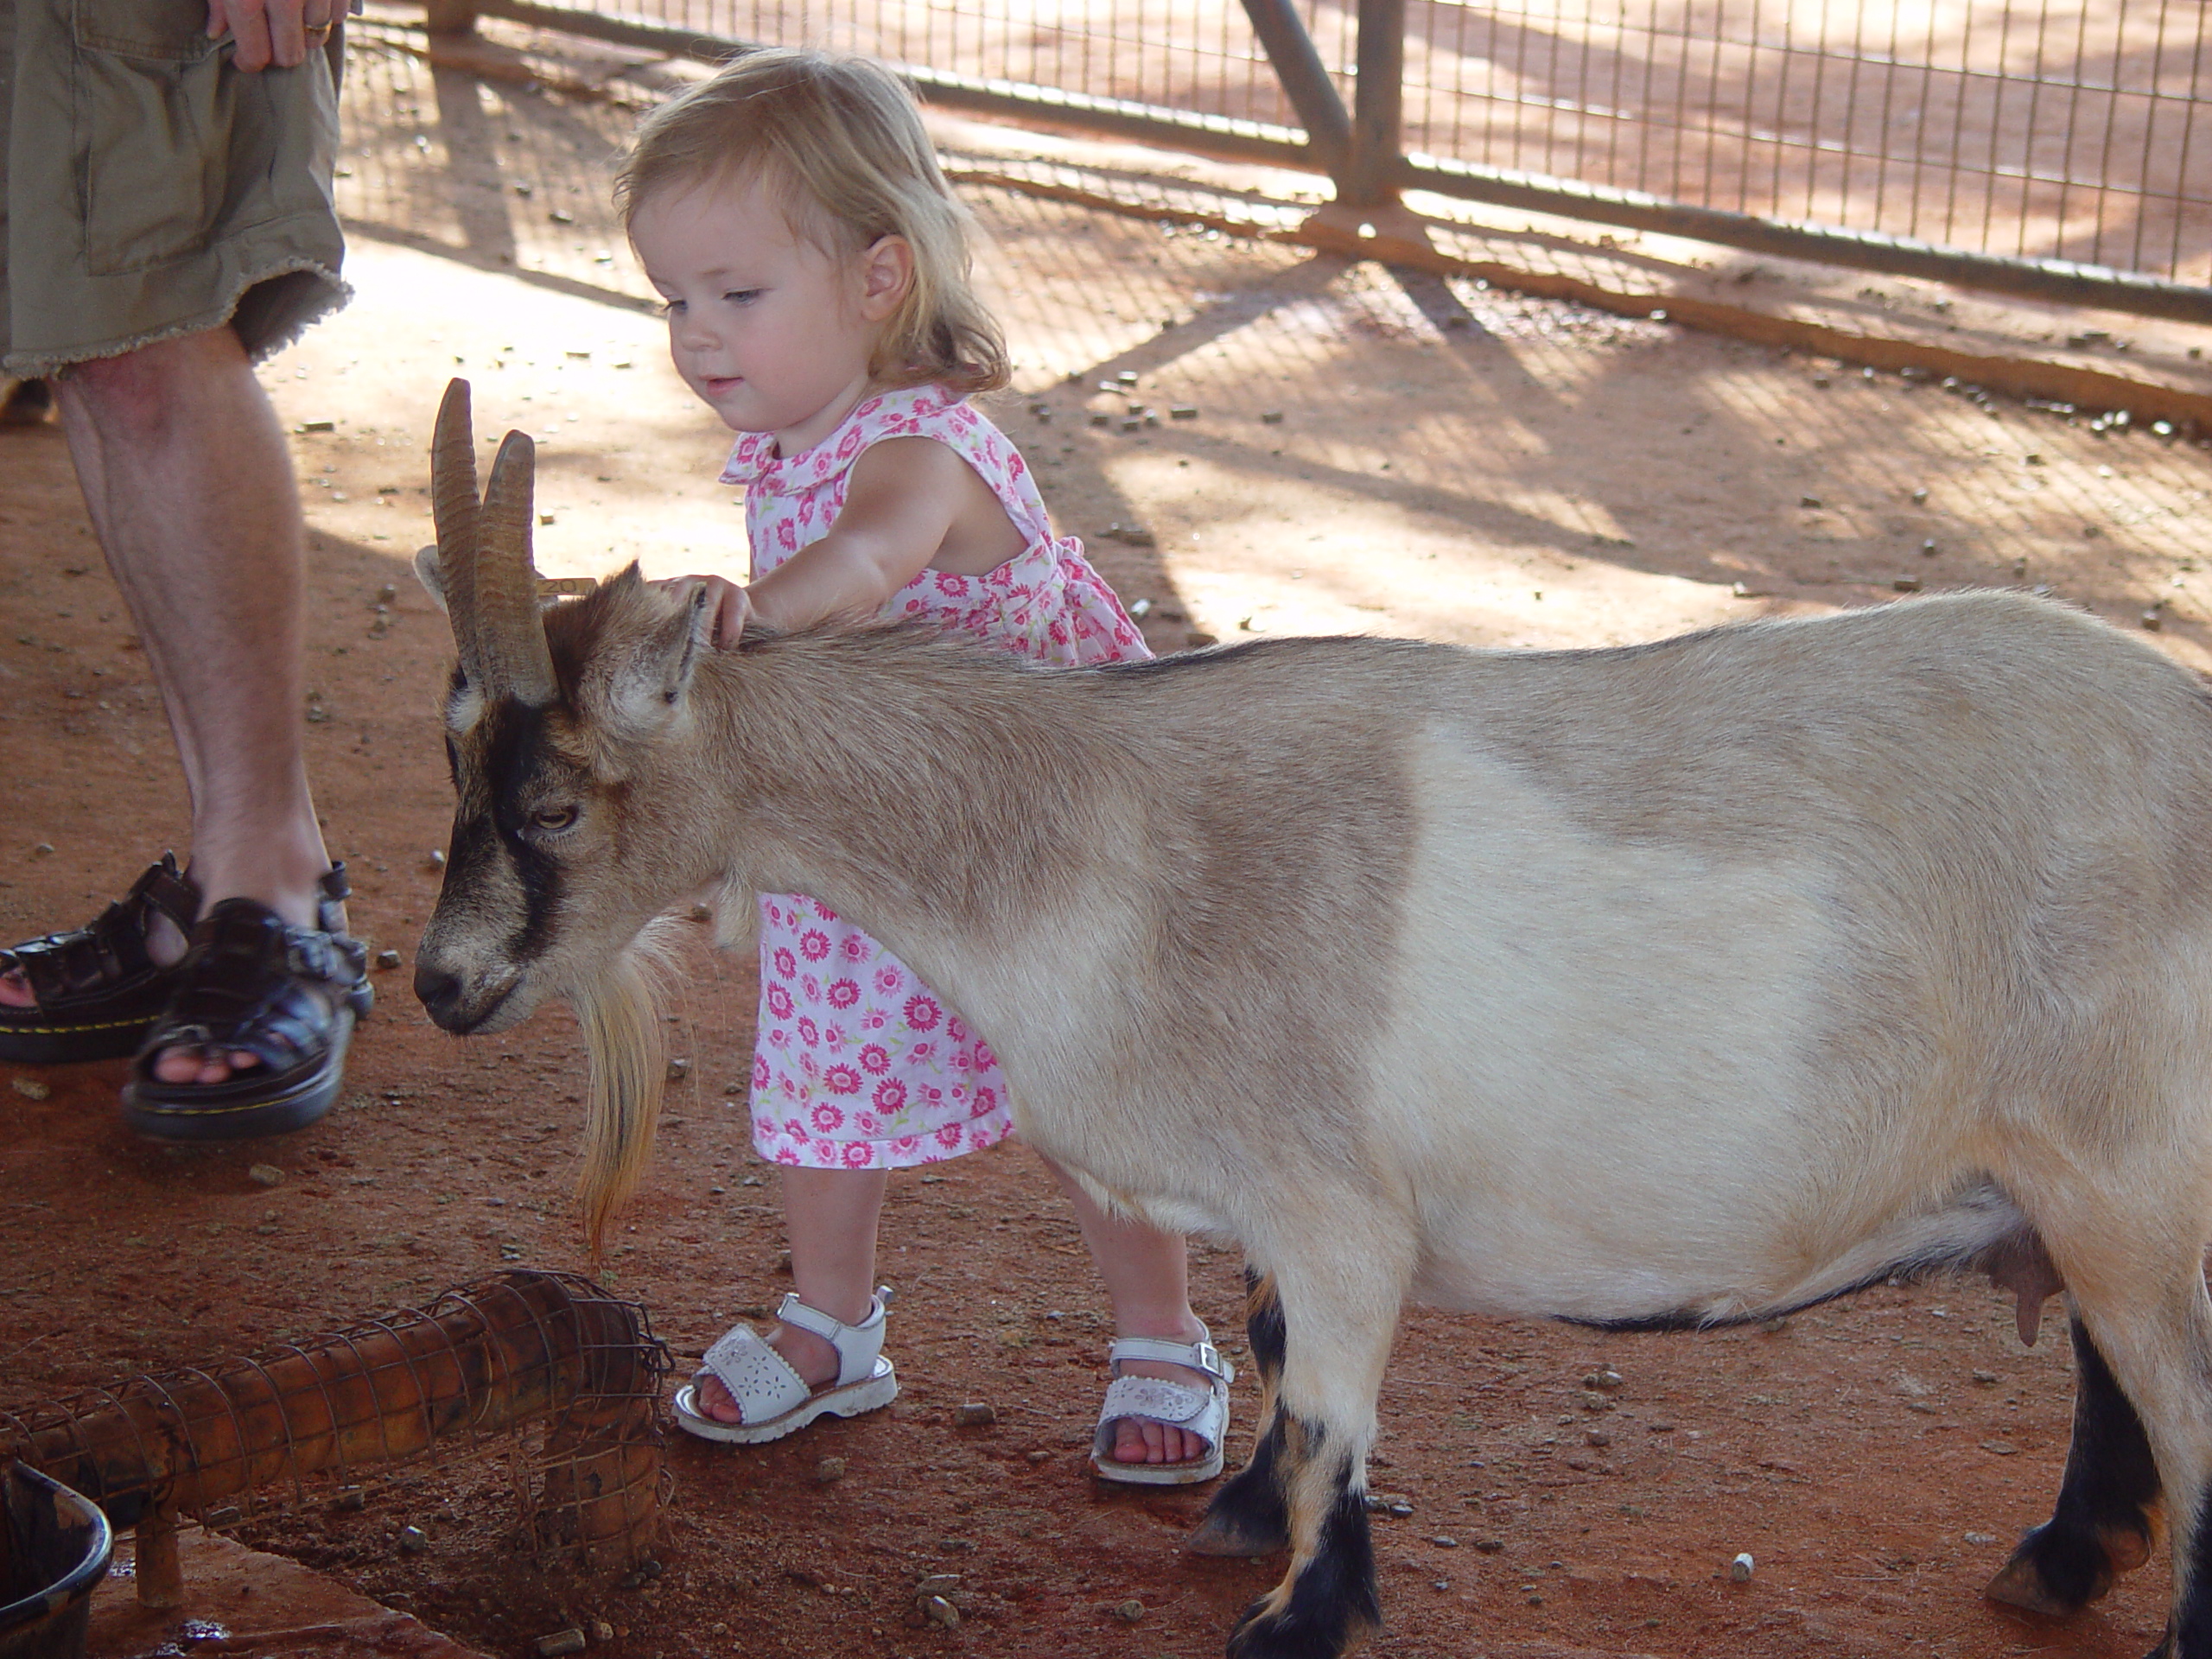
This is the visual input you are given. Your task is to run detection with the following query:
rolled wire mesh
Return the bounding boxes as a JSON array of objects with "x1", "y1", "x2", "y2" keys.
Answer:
[
  {"x1": 0, "y1": 1270, "x2": 668, "y2": 1600},
  {"x1": 482, "y1": 0, "x2": 2211, "y2": 285}
]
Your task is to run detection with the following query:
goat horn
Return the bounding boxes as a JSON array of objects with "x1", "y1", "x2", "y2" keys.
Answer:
[
  {"x1": 476, "y1": 429, "x2": 558, "y2": 705},
  {"x1": 430, "y1": 378, "x2": 486, "y2": 687}
]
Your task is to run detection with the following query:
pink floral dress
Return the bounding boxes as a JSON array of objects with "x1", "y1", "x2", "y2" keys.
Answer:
[{"x1": 721, "y1": 385, "x2": 1150, "y2": 1169}]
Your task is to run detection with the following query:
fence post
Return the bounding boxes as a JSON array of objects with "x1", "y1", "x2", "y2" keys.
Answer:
[
  {"x1": 1237, "y1": 0, "x2": 1352, "y2": 177},
  {"x1": 425, "y1": 0, "x2": 480, "y2": 35},
  {"x1": 1344, "y1": 0, "x2": 1406, "y2": 209}
]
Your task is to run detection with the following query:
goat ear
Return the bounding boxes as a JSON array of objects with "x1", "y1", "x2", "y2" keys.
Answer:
[
  {"x1": 413, "y1": 545, "x2": 452, "y2": 614},
  {"x1": 607, "y1": 583, "x2": 716, "y2": 733}
]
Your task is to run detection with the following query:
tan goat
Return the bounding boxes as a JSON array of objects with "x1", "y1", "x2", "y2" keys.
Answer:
[{"x1": 414, "y1": 379, "x2": 2212, "y2": 1659}]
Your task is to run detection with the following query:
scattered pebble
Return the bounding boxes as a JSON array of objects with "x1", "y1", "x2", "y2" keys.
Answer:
[
  {"x1": 1911, "y1": 486, "x2": 1929, "y2": 503},
  {"x1": 1103, "y1": 523, "x2": 1156, "y2": 547},
  {"x1": 248, "y1": 1164, "x2": 285, "y2": 1187},
  {"x1": 666, "y1": 1058, "x2": 690, "y2": 1082},
  {"x1": 427, "y1": 849, "x2": 446, "y2": 869},
  {"x1": 1111, "y1": 1599, "x2": 1145, "y2": 1623},
  {"x1": 1583, "y1": 1368, "x2": 1624, "y2": 1391},
  {"x1": 1170, "y1": 405, "x2": 1198, "y2": 420},
  {"x1": 1893, "y1": 576, "x2": 1923, "y2": 593},
  {"x1": 1730, "y1": 1552, "x2": 1755, "y2": 1582},
  {"x1": 376, "y1": 950, "x2": 402, "y2": 970},
  {"x1": 1980, "y1": 1440, "x2": 2019, "y2": 1456},
  {"x1": 1260, "y1": 410, "x2": 1285, "y2": 424},
  {"x1": 1964, "y1": 1531, "x2": 1998, "y2": 1546},
  {"x1": 1585, "y1": 1428, "x2": 1611, "y2": 1447},
  {"x1": 397, "y1": 1524, "x2": 428, "y2": 1555},
  {"x1": 812, "y1": 1456, "x2": 846, "y2": 1484},
  {"x1": 1474, "y1": 1538, "x2": 1504, "y2": 1553},
  {"x1": 915, "y1": 1574, "x2": 960, "y2": 1599},
  {"x1": 1089, "y1": 411, "x2": 1110, "y2": 427},
  {"x1": 537, "y1": 1629, "x2": 587, "y2": 1657},
  {"x1": 1430, "y1": 1535, "x2": 1459, "y2": 1548},
  {"x1": 589, "y1": 1621, "x2": 615, "y2": 1644},
  {"x1": 1026, "y1": 1449, "x2": 1052, "y2": 1464},
  {"x1": 921, "y1": 1595, "x2": 959, "y2": 1630},
  {"x1": 31, "y1": 842, "x2": 54, "y2": 857},
  {"x1": 1799, "y1": 495, "x2": 1822, "y2": 508},
  {"x1": 2144, "y1": 610, "x2": 2164, "y2": 632},
  {"x1": 10, "y1": 1077, "x2": 51, "y2": 1100},
  {"x1": 1971, "y1": 1370, "x2": 1999, "y2": 1385},
  {"x1": 953, "y1": 1401, "x2": 996, "y2": 1427}
]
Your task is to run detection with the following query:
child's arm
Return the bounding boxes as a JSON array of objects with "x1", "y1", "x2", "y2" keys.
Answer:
[{"x1": 668, "y1": 436, "x2": 1025, "y2": 647}]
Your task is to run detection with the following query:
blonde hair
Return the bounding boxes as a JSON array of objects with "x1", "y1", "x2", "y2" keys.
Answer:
[{"x1": 616, "y1": 48, "x2": 1009, "y2": 397}]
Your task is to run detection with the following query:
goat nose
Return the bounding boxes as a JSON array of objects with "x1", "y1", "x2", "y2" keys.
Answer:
[{"x1": 414, "y1": 963, "x2": 465, "y2": 1027}]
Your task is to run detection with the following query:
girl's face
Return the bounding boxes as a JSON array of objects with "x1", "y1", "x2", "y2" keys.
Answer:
[{"x1": 630, "y1": 170, "x2": 912, "y2": 454}]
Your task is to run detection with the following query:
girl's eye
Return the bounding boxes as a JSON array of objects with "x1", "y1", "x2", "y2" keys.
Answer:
[
  {"x1": 724, "y1": 289, "x2": 762, "y2": 305},
  {"x1": 531, "y1": 804, "x2": 580, "y2": 832},
  {"x1": 661, "y1": 299, "x2": 686, "y2": 316}
]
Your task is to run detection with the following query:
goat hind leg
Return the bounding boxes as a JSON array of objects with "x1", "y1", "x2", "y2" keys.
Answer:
[
  {"x1": 1190, "y1": 1268, "x2": 1292, "y2": 1559},
  {"x1": 1987, "y1": 1313, "x2": 2158, "y2": 1616},
  {"x1": 2042, "y1": 1264, "x2": 2212, "y2": 1657}
]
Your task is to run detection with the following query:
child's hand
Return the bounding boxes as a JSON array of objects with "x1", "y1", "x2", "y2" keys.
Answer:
[{"x1": 654, "y1": 574, "x2": 751, "y2": 648}]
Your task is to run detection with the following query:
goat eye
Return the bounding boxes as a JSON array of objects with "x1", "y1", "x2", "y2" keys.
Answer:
[{"x1": 531, "y1": 804, "x2": 580, "y2": 832}]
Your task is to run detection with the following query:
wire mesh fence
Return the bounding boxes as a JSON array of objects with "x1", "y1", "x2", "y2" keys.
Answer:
[
  {"x1": 1, "y1": 1270, "x2": 668, "y2": 1609},
  {"x1": 468, "y1": 0, "x2": 2212, "y2": 302}
]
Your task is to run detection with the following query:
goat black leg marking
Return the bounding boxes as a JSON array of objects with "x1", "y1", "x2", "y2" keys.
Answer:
[
  {"x1": 1225, "y1": 1417, "x2": 1381, "y2": 1659},
  {"x1": 2171, "y1": 1485, "x2": 2212, "y2": 1658},
  {"x1": 1987, "y1": 1317, "x2": 2158, "y2": 1617},
  {"x1": 1191, "y1": 1269, "x2": 1291, "y2": 1558}
]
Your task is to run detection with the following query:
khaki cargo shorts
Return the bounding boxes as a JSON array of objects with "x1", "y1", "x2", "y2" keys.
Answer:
[{"x1": 0, "y1": 0, "x2": 348, "y2": 377}]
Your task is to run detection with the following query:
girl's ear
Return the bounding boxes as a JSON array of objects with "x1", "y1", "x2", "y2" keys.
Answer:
[{"x1": 857, "y1": 235, "x2": 915, "y2": 321}]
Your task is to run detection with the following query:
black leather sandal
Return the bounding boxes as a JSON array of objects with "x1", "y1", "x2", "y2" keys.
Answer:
[
  {"x1": 121, "y1": 864, "x2": 372, "y2": 1142},
  {"x1": 0, "y1": 854, "x2": 202, "y2": 1065}
]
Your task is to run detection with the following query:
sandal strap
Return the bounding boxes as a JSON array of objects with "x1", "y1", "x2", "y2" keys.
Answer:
[
  {"x1": 696, "y1": 1325, "x2": 813, "y2": 1425},
  {"x1": 2, "y1": 853, "x2": 200, "y2": 1007},
  {"x1": 138, "y1": 865, "x2": 368, "y2": 1076},
  {"x1": 1107, "y1": 1333, "x2": 1234, "y2": 1387},
  {"x1": 774, "y1": 1289, "x2": 890, "y2": 1388}
]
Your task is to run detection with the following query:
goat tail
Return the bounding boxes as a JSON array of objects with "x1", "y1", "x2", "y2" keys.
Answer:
[{"x1": 571, "y1": 938, "x2": 670, "y2": 1256}]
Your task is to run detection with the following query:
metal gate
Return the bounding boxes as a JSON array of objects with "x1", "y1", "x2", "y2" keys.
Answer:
[{"x1": 440, "y1": 0, "x2": 2212, "y2": 321}]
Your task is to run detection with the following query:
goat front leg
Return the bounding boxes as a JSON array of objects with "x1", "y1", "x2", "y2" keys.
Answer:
[
  {"x1": 1190, "y1": 1268, "x2": 1292, "y2": 1558},
  {"x1": 1223, "y1": 1251, "x2": 1404, "y2": 1659}
]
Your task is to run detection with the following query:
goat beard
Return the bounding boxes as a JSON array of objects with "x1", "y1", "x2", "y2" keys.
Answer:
[{"x1": 569, "y1": 929, "x2": 674, "y2": 1256}]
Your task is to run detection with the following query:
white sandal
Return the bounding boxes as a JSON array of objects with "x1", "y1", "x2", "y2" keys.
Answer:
[
  {"x1": 1090, "y1": 1328, "x2": 1235, "y2": 1486},
  {"x1": 672, "y1": 1289, "x2": 899, "y2": 1445}
]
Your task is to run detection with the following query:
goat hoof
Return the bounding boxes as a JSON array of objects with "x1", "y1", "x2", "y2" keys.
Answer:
[
  {"x1": 1224, "y1": 1591, "x2": 1373, "y2": 1659},
  {"x1": 1984, "y1": 1553, "x2": 2080, "y2": 1617},
  {"x1": 1185, "y1": 1507, "x2": 1290, "y2": 1558},
  {"x1": 1987, "y1": 1516, "x2": 2152, "y2": 1618}
]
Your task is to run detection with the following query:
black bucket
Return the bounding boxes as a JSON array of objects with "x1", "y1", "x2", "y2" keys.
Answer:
[{"x1": 0, "y1": 1465, "x2": 111, "y2": 1659}]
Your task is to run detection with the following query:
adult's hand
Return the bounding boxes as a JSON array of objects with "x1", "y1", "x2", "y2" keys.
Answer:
[{"x1": 206, "y1": 0, "x2": 339, "y2": 73}]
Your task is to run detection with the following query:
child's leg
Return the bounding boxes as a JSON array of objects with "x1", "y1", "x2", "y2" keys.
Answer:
[
  {"x1": 689, "y1": 1166, "x2": 889, "y2": 1424},
  {"x1": 1043, "y1": 1155, "x2": 1216, "y2": 1467}
]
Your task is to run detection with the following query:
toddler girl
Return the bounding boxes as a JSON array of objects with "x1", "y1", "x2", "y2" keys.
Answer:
[{"x1": 619, "y1": 48, "x2": 1231, "y2": 1483}]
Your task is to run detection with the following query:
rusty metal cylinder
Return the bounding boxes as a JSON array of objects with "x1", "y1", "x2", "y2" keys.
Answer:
[{"x1": 0, "y1": 1270, "x2": 666, "y2": 1596}]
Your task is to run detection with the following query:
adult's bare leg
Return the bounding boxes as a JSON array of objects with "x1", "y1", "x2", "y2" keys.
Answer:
[{"x1": 0, "y1": 326, "x2": 336, "y2": 1085}]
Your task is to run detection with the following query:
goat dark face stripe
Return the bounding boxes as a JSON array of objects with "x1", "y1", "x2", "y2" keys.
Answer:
[{"x1": 476, "y1": 696, "x2": 564, "y2": 958}]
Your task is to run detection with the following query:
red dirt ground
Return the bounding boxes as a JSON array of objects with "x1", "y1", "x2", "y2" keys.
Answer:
[{"x1": 9, "y1": 30, "x2": 2212, "y2": 1659}]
